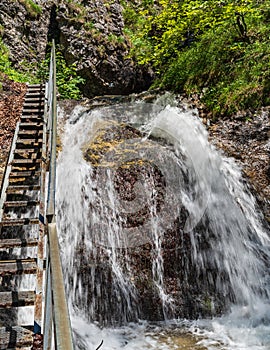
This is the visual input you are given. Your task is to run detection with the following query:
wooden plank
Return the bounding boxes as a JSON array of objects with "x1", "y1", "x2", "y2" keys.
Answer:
[
  {"x1": 0, "y1": 326, "x2": 33, "y2": 349},
  {"x1": 11, "y1": 159, "x2": 41, "y2": 165},
  {"x1": 22, "y1": 108, "x2": 44, "y2": 113},
  {"x1": 18, "y1": 130, "x2": 43, "y2": 135},
  {"x1": 11, "y1": 159, "x2": 41, "y2": 164},
  {"x1": 0, "y1": 238, "x2": 38, "y2": 248},
  {"x1": 0, "y1": 291, "x2": 35, "y2": 308},
  {"x1": 6, "y1": 185, "x2": 40, "y2": 193},
  {"x1": 20, "y1": 115, "x2": 43, "y2": 120},
  {"x1": 0, "y1": 259, "x2": 37, "y2": 276},
  {"x1": 14, "y1": 148, "x2": 38, "y2": 153},
  {"x1": 0, "y1": 218, "x2": 39, "y2": 226},
  {"x1": 19, "y1": 123, "x2": 43, "y2": 129},
  {"x1": 16, "y1": 139, "x2": 42, "y2": 145},
  {"x1": 24, "y1": 97, "x2": 44, "y2": 101},
  {"x1": 23, "y1": 104, "x2": 44, "y2": 109},
  {"x1": 9, "y1": 171, "x2": 41, "y2": 178},
  {"x1": 4, "y1": 200, "x2": 38, "y2": 208}
]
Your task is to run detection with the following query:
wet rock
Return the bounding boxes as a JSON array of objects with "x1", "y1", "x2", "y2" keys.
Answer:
[
  {"x1": 208, "y1": 108, "x2": 270, "y2": 223},
  {"x1": 72, "y1": 122, "x2": 230, "y2": 325}
]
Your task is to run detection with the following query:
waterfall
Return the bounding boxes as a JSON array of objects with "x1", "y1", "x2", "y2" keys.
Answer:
[{"x1": 56, "y1": 97, "x2": 270, "y2": 349}]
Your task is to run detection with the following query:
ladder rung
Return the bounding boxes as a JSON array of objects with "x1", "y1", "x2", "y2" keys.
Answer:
[
  {"x1": 16, "y1": 138, "x2": 42, "y2": 144},
  {"x1": 4, "y1": 200, "x2": 38, "y2": 208},
  {"x1": 0, "y1": 290, "x2": 35, "y2": 308},
  {"x1": 0, "y1": 258, "x2": 37, "y2": 276},
  {"x1": 21, "y1": 115, "x2": 43, "y2": 119},
  {"x1": 10, "y1": 171, "x2": 41, "y2": 177},
  {"x1": 12, "y1": 159, "x2": 41, "y2": 164},
  {"x1": 24, "y1": 97, "x2": 44, "y2": 102},
  {"x1": 0, "y1": 326, "x2": 33, "y2": 348},
  {"x1": 6, "y1": 185, "x2": 40, "y2": 192},
  {"x1": 18, "y1": 130, "x2": 43, "y2": 135},
  {"x1": 14, "y1": 148, "x2": 39, "y2": 154},
  {"x1": 0, "y1": 218, "x2": 39, "y2": 227},
  {"x1": 28, "y1": 84, "x2": 44, "y2": 88},
  {"x1": 0, "y1": 238, "x2": 38, "y2": 249},
  {"x1": 19, "y1": 122, "x2": 43, "y2": 128},
  {"x1": 23, "y1": 100, "x2": 44, "y2": 105}
]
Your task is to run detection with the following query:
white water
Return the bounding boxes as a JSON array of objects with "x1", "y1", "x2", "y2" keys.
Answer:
[{"x1": 56, "y1": 97, "x2": 270, "y2": 349}]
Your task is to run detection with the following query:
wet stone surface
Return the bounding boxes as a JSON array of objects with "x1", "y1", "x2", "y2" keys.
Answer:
[
  {"x1": 72, "y1": 122, "x2": 230, "y2": 325},
  {"x1": 207, "y1": 108, "x2": 270, "y2": 223}
]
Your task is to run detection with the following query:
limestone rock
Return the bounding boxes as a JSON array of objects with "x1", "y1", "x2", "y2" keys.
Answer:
[{"x1": 0, "y1": 0, "x2": 153, "y2": 97}]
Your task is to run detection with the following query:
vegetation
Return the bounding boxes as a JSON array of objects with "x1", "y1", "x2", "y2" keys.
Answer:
[
  {"x1": 122, "y1": 0, "x2": 270, "y2": 116},
  {"x1": 38, "y1": 47, "x2": 85, "y2": 100},
  {"x1": 18, "y1": 0, "x2": 42, "y2": 18},
  {"x1": 0, "y1": 37, "x2": 84, "y2": 100},
  {"x1": 0, "y1": 37, "x2": 36, "y2": 83}
]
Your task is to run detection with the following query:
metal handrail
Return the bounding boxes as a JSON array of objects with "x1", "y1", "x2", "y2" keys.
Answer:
[
  {"x1": 43, "y1": 40, "x2": 74, "y2": 350},
  {"x1": 47, "y1": 40, "x2": 57, "y2": 220}
]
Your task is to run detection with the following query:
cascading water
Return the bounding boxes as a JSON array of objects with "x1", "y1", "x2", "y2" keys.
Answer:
[{"x1": 56, "y1": 95, "x2": 270, "y2": 349}]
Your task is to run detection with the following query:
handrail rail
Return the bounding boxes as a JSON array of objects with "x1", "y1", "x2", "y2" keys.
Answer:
[
  {"x1": 47, "y1": 40, "x2": 57, "y2": 221},
  {"x1": 43, "y1": 39, "x2": 74, "y2": 350}
]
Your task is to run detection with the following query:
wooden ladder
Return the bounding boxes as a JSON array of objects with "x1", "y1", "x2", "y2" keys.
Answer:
[{"x1": 0, "y1": 84, "x2": 46, "y2": 349}]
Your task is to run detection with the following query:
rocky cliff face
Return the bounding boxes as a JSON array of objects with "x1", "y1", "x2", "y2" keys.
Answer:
[
  {"x1": 0, "y1": 0, "x2": 51, "y2": 67},
  {"x1": 0, "y1": 0, "x2": 153, "y2": 97}
]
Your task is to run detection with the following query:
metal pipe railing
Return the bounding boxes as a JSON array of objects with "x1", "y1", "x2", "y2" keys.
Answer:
[
  {"x1": 47, "y1": 39, "x2": 57, "y2": 221},
  {"x1": 43, "y1": 39, "x2": 74, "y2": 350}
]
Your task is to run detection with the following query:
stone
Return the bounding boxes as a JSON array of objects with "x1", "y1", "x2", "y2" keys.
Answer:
[{"x1": 0, "y1": 0, "x2": 153, "y2": 97}]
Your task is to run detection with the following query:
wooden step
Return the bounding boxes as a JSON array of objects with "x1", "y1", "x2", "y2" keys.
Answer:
[
  {"x1": 16, "y1": 138, "x2": 42, "y2": 143},
  {"x1": 19, "y1": 122, "x2": 43, "y2": 129},
  {"x1": 6, "y1": 185, "x2": 40, "y2": 193},
  {"x1": 22, "y1": 109, "x2": 44, "y2": 114},
  {"x1": 0, "y1": 218, "x2": 39, "y2": 227},
  {"x1": 24, "y1": 98, "x2": 44, "y2": 103},
  {"x1": 12, "y1": 159, "x2": 41, "y2": 165},
  {"x1": 28, "y1": 84, "x2": 44, "y2": 88},
  {"x1": 0, "y1": 238, "x2": 38, "y2": 249},
  {"x1": 27, "y1": 88, "x2": 45, "y2": 94},
  {"x1": 4, "y1": 200, "x2": 38, "y2": 208},
  {"x1": 0, "y1": 258, "x2": 37, "y2": 276},
  {"x1": 18, "y1": 130, "x2": 43, "y2": 136},
  {"x1": 9, "y1": 171, "x2": 41, "y2": 178},
  {"x1": 0, "y1": 291, "x2": 35, "y2": 308},
  {"x1": 0, "y1": 326, "x2": 33, "y2": 349},
  {"x1": 14, "y1": 148, "x2": 40, "y2": 154},
  {"x1": 20, "y1": 115, "x2": 44, "y2": 120}
]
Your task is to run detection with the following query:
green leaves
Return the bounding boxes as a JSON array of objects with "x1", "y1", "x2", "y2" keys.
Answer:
[
  {"x1": 38, "y1": 48, "x2": 85, "y2": 100},
  {"x1": 0, "y1": 38, "x2": 36, "y2": 83},
  {"x1": 124, "y1": 0, "x2": 270, "y2": 115}
]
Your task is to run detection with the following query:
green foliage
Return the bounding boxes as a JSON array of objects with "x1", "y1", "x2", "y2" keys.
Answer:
[
  {"x1": 0, "y1": 37, "x2": 37, "y2": 83},
  {"x1": 18, "y1": 0, "x2": 42, "y2": 18},
  {"x1": 38, "y1": 47, "x2": 85, "y2": 100},
  {"x1": 123, "y1": 0, "x2": 270, "y2": 116}
]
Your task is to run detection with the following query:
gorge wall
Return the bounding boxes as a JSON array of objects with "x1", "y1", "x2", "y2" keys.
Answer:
[{"x1": 0, "y1": 0, "x2": 153, "y2": 97}]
